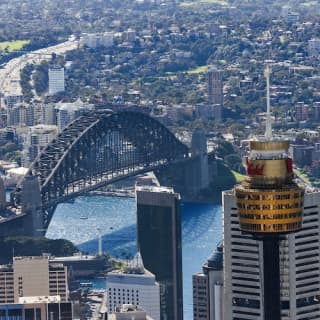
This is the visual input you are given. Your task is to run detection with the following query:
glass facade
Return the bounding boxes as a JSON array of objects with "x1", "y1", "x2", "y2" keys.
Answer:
[{"x1": 137, "y1": 200, "x2": 183, "y2": 320}]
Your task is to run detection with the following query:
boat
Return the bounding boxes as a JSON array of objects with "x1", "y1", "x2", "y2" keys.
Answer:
[{"x1": 80, "y1": 282, "x2": 93, "y2": 288}]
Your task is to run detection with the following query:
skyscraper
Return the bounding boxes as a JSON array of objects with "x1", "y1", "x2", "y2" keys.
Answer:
[
  {"x1": 136, "y1": 186, "x2": 183, "y2": 320},
  {"x1": 222, "y1": 66, "x2": 320, "y2": 319},
  {"x1": 48, "y1": 67, "x2": 65, "y2": 96},
  {"x1": 223, "y1": 190, "x2": 320, "y2": 319},
  {"x1": 207, "y1": 66, "x2": 223, "y2": 105},
  {"x1": 207, "y1": 66, "x2": 223, "y2": 121},
  {"x1": 234, "y1": 66, "x2": 304, "y2": 320},
  {"x1": 192, "y1": 243, "x2": 223, "y2": 320}
]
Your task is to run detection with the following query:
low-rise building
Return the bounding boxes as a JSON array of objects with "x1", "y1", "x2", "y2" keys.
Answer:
[
  {"x1": 55, "y1": 99, "x2": 93, "y2": 131},
  {"x1": 50, "y1": 253, "x2": 111, "y2": 277},
  {"x1": 0, "y1": 296, "x2": 72, "y2": 320},
  {"x1": 291, "y1": 144, "x2": 314, "y2": 167},
  {"x1": 106, "y1": 253, "x2": 160, "y2": 320},
  {"x1": 81, "y1": 32, "x2": 114, "y2": 48},
  {"x1": 108, "y1": 304, "x2": 154, "y2": 320},
  {"x1": 0, "y1": 256, "x2": 68, "y2": 304},
  {"x1": 23, "y1": 124, "x2": 58, "y2": 166}
]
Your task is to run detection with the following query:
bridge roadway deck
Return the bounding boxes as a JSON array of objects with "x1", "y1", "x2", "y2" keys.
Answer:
[{"x1": 43, "y1": 156, "x2": 191, "y2": 209}]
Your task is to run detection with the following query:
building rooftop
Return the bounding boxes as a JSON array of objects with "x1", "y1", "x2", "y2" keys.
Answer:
[
  {"x1": 206, "y1": 242, "x2": 223, "y2": 270},
  {"x1": 18, "y1": 295, "x2": 61, "y2": 304},
  {"x1": 0, "y1": 265, "x2": 13, "y2": 272},
  {"x1": 107, "y1": 267, "x2": 157, "y2": 286},
  {"x1": 50, "y1": 254, "x2": 98, "y2": 262},
  {"x1": 135, "y1": 185, "x2": 175, "y2": 194},
  {"x1": 14, "y1": 256, "x2": 49, "y2": 261},
  {"x1": 7, "y1": 167, "x2": 29, "y2": 176},
  {"x1": 108, "y1": 304, "x2": 154, "y2": 320}
]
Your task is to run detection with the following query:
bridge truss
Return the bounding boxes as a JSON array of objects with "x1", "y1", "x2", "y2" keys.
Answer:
[{"x1": 15, "y1": 110, "x2": 189, "y2": 227}]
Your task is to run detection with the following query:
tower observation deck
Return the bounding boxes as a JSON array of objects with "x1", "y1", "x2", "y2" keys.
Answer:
[
  {"x1": 234, "y1": 65, "x2": 304, "y2": 320},
  {"x1": 235, "y1": 138, "x2": 304, "y2": 234}
]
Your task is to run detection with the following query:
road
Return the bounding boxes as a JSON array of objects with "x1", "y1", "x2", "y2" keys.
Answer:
[{"x1": 0, "y1": 36, "x2": 79, "y2": 98}]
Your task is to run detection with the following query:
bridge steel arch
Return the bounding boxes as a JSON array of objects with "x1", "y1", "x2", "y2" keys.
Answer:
[{"x1": 15, "y1": 110, "x2": 189, "y2": 228}]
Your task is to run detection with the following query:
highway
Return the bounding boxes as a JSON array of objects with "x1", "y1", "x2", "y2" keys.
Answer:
[{"x1": 0, "y1": 36, "x2": 79, "y2": 98}]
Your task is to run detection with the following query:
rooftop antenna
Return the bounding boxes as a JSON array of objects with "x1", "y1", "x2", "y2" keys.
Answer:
[{"x1": 264, "y1": 64, "x2": 272, "y2": 139}]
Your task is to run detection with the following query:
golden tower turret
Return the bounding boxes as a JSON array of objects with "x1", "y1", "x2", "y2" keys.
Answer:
[
  {"x1": 235, "y1": 139, "x2": 304, "y2": 234},
  {"x1": 235, "y1": 65, "x2": 304, "y2": 234}
]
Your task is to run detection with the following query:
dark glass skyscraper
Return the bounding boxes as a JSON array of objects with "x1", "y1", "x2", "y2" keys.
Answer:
[{"x1": 136, "y1": 186, "x2": 183, "y2": 320}]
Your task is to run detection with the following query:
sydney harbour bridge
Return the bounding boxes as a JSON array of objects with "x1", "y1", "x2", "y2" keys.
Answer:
[{"x1": 7, "y1": 110, "x2": 192, "y2": 236}]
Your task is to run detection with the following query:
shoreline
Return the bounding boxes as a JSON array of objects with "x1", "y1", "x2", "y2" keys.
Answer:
[
  {"x1": 89, "y1": 189, "x2": 219, "y2": 204},
  {"x1": 89, "y1": 190, "x2": 135, "y2": 198}
]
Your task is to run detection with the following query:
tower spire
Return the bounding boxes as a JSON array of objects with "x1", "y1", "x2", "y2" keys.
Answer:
[{"x1": 264, "y1": 64, "x2": 272, "y2": 139}]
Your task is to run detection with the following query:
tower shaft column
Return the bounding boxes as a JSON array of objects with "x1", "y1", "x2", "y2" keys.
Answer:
[{"x1": 263, "y1": 237, "x2": 280, "y2": 320}]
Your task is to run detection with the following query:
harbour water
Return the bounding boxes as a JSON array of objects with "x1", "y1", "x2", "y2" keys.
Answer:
[{"x1": 46, "y1": 195, "x2": 222, "y2": 319}]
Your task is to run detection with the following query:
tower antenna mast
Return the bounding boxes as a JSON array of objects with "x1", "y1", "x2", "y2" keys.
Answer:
[{"x1": 264, "y1": 64, "x2": 272, "y2": 139}]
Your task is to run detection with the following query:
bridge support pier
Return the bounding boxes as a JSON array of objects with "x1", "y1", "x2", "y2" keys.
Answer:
[{"x1": 21, "y1": 174, "x2": 44, "y2": 237}]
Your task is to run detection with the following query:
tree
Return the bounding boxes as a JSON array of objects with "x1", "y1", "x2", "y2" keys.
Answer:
[
  {"x1": 33, "y1": 61, "x2": 49, "y2": 95},
  {"x1": 0, "y1": 237, "x2": 78, "y2": 263},
  {"x1": 191, "y1": 39, "x2": 215, "y2": 65},
  {"x1": 20, "y1": 63, "x2": 34, "y2": 101},
  {"x1": 215, "y1": 139, "x2": 235, "y2": 159},
  {"x1": 225, "y1": 153, "x2": 243, "y2": 172}
]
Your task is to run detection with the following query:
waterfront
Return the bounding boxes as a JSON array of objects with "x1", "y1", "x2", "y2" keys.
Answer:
[{"x1": 46, "y1": 195, "x2": 222, "y2": 319}]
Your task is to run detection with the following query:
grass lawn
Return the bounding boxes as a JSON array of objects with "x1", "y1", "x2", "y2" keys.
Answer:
[
  {"x1": 231, "y1": 170, "x2": 245, "y2": 183},
  {"x1": 301, "y1": 1, "x2": 318, "y2": 6},
  {"x1": 294, "y1": 168, "x2": 311, "y2": 183},
  {"x1": 180, "y1": 2, "x2": 196, "y2": 6},
  {"x1": 199, "y1": 0, "x2": 228, "y2": 4},
  {"x1": 180, "y1": 0, "x2": 228, "y2": 6},
  {"x1": 0, "y1": 40, "x2": 30, "y2": 52},
  {"x1": 163, "y1": 65, "x2": 207, "y2": 76},
  {"x1": 187, "y1": 65, "x2": 208, "y2": 74}
]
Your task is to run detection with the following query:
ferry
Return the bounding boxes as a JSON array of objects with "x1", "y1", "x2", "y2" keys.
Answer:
[{"x1": 80, "y1": 282, "x2": 93, "y2": 288}]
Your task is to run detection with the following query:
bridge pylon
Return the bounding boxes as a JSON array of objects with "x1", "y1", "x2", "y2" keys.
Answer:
[{"x1": 21, "y1": 173, "x2": 44, "y2": 237}]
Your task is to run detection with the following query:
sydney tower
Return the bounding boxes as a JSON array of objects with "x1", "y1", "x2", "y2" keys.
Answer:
[{"x1": 235, "y1": 66, "x2": 304, "y2": 320}]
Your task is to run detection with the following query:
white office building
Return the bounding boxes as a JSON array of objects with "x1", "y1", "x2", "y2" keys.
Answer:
[
  {"x1": 223, "y1": 189, "x2": 320, "y2": 320},
  {"x1": 81, "y1": 32, "x2": 114, "y2": 48},
  {"x1": 106, "y1": 253, "x2": 160, "y2": 320},
  {"x1": 108, "y1": 304, "x2": 155, "y2": 320},
  {"x1": 192, "y1": 243, "x2": 223, "y2": 320},
  {"x1": 48, "y1": 67, "x2": 65, "y2": 96}
]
